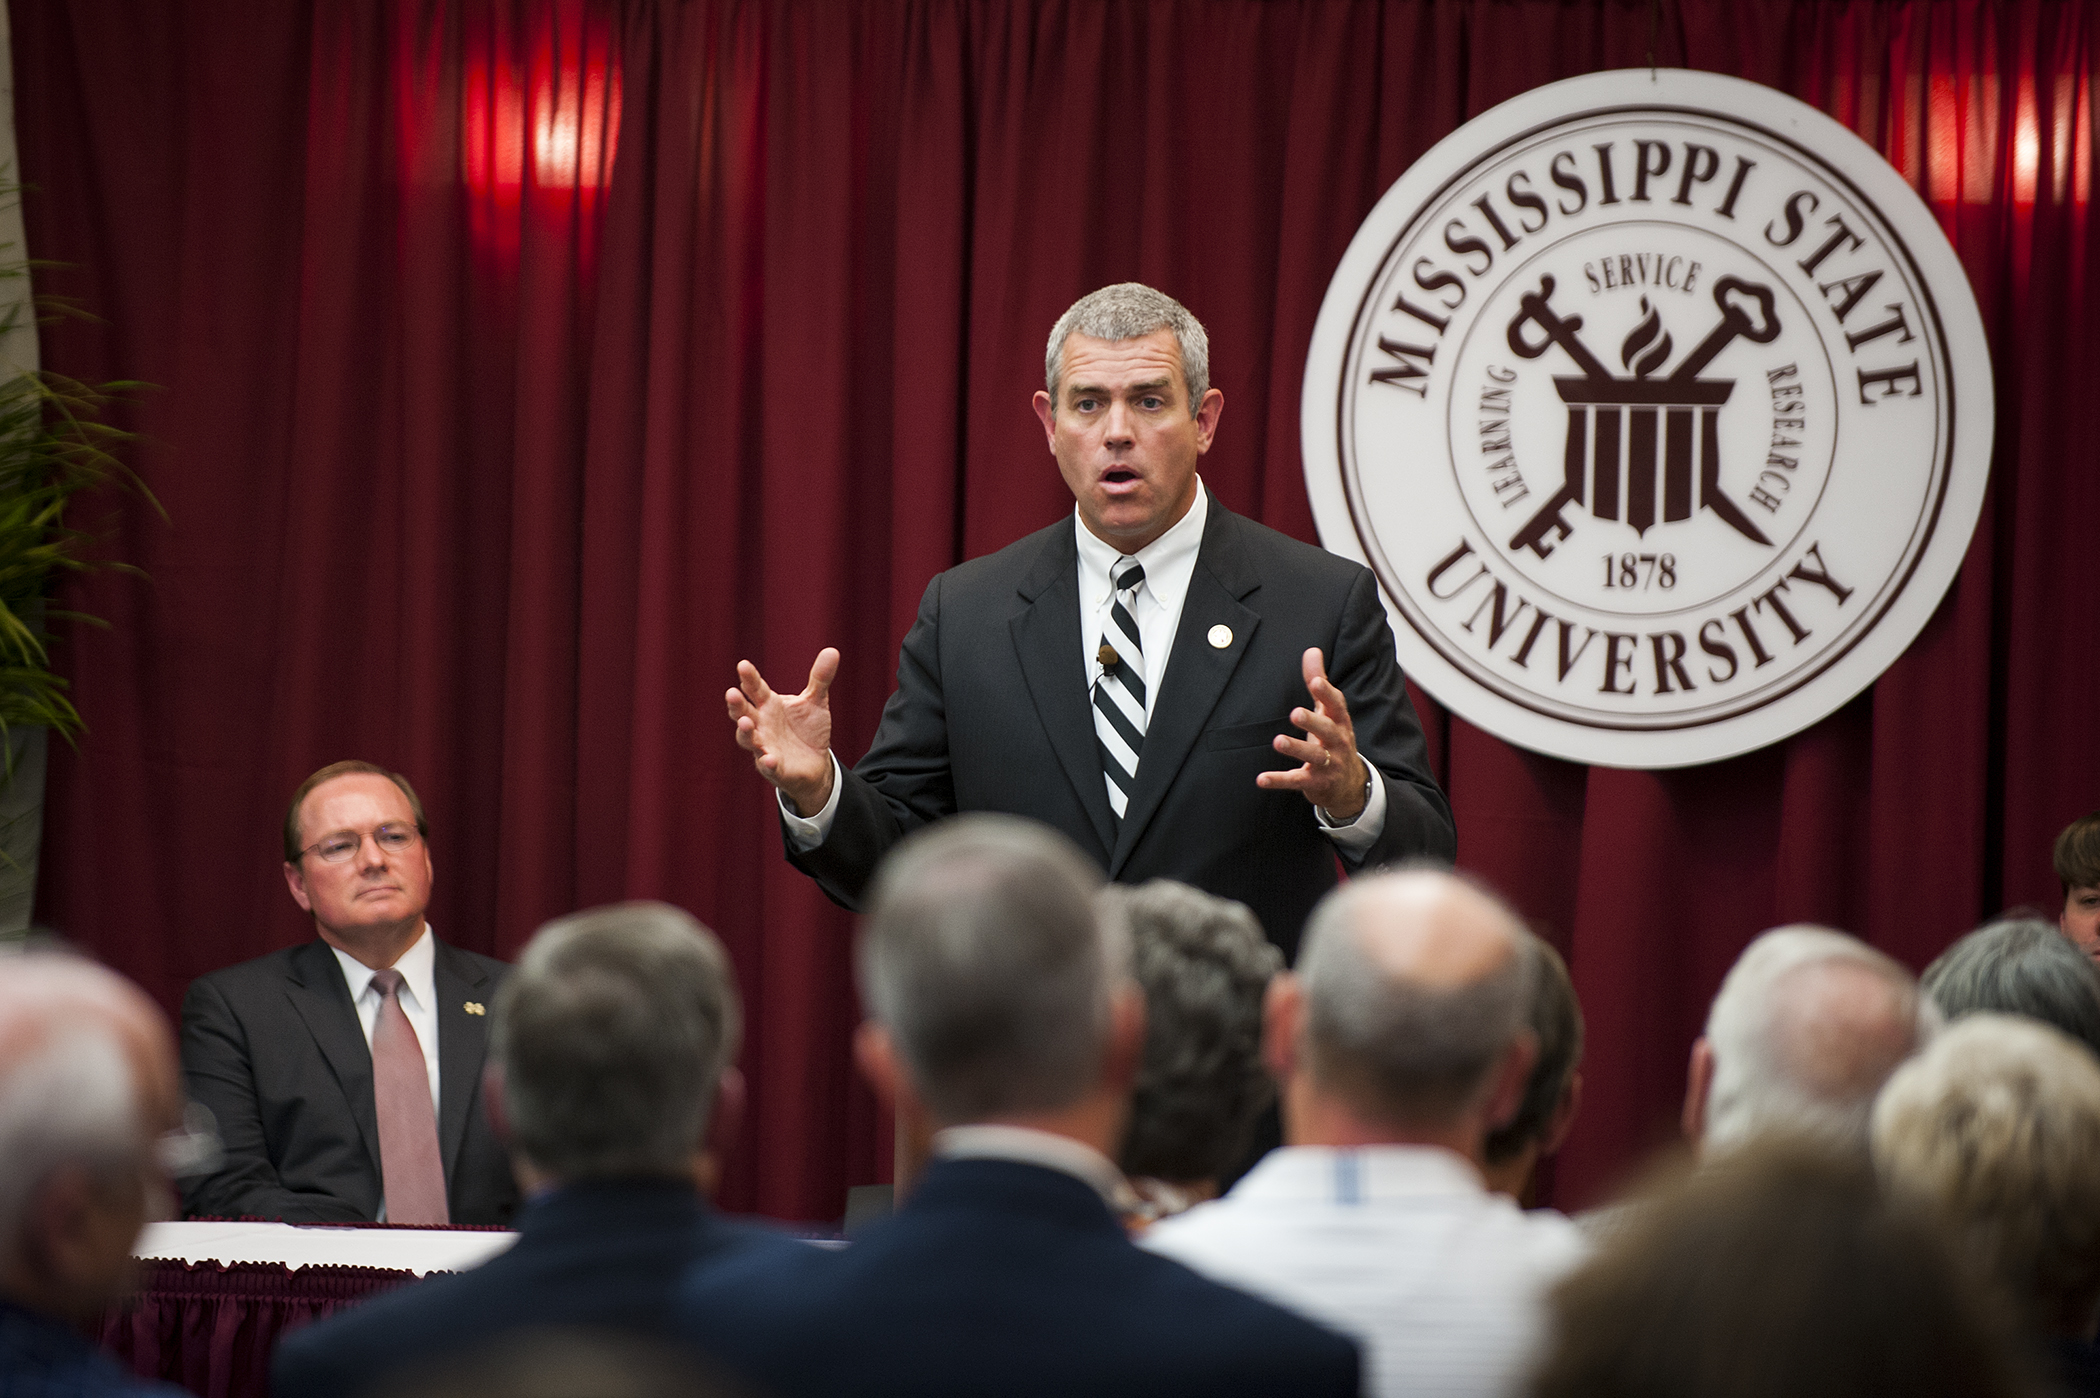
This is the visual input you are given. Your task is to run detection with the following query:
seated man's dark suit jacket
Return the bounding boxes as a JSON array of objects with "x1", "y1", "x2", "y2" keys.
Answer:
[
  {"x1": 179, "y1": 938, "x2": 518, "y2": 1225},
  {"x1": 271, "y1": 1180, "x2": 803, "y2": 1398},
  {"x1": 680, "y1": 1157, "x2": 1359, "y2": 1398},
  {"x1": 791, "y1": 495, "x2": 1455, "y2": 960}
]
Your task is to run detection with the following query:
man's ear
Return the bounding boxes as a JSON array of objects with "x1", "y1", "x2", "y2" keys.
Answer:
[
  {"x1": 1193, "y1": 386, "x2": 1225, "y2": 453},
  {"x1": 855, "y1": 1021, "x2": 904, "y2": 1113},
  {"x1": 1262, "y1": 973, "x2": 1304, "y2": 1085},
  {"x1": 1031, "y1": 390, "x2": 1058, "y2": 450},
  {"x1": 1542, "y1": 1070, "x2": 1583, "y2": 1156},
  {"x1": 1482, "y1": 1033, "x2": 1539, "y2": 1132},
  {"x1": 481, "y1": 1063, "x2": 511, "y2": 1145},
  {"x1": 1682, "y1": 1036, "x2": 1715, "y2": 1147},
  {"x1": 282, "y1": 861, "x2": 313, "y2": 914},
  {"x1": 705, "y1": 1066, "x2": 746, "y2": 1164},
  {"x1": 1101, "y1": 985, "x2": 1148, "y2": 1094}
]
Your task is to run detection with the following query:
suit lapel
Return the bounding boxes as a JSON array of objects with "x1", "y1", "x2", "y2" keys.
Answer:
[
  {"x1": 284, "y1": 940, "x2": 382, "y2": 1175},
  {"x1": 1110, "y1": 506, "x2": 1262, "y2": 875},
  {"x1": 1009, "y1": 521, "x2": 1118, "y2": 859},
  {"x1": 432, "y1": 942, "x2": 495, "y2": 1180}
]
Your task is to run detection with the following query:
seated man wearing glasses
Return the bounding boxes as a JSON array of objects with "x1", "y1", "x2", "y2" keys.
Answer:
[{"x1": 178, "y1": 761, "x2": 519, "y2": 1225}]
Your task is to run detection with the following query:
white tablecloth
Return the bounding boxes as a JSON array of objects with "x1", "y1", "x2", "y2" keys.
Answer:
[{"x1": 135, "y1": 1219, "x2": 518, "y2": 1276}]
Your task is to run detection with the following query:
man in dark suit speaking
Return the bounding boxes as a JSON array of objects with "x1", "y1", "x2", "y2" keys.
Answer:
[
  {"x1": 728, "y1": 283, "x2": 1455, "y2": 957},
  {"x1": 179, "y1": 761, "x2": 517, "y2": 1225}
]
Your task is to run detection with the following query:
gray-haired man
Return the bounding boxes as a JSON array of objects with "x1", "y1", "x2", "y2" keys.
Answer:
[
  {"x1": 726, "y1": 283, "x2": 1453, "y2": 959},
  {"x1": 272, "y1": 902, "x2": 798, "y2": 1398},
  {"x1": 0, "y1": 952, "x2": 193, "y2": 1398},
  {"x1": 679, "y1": 815, "x2": 1361, "y2": 1398},
  {"x1": 1144, "y1": 868, "x2": 1588, "y2": 1398},
  {"x1": 1682, "y1": 925, "x2": 1936, "y2": 1160}
]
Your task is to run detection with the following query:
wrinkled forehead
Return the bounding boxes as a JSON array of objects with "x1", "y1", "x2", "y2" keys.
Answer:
[{"x1": 1055, "y1": 328, "x2": 1188, "y2": 396}]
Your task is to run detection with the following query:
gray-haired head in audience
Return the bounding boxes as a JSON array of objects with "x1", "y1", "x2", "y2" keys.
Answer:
[
  {"x1": 1921, "y1": 916, "x2": 2100, "y2": 1059},
  {"x1": 491, "y1": 902, "x2": 742, "y2": 1187},
  {"x1": 857, "y1": 814, "x2": 1128, "y2": 1127},
  {"x1": 0, "y1": 950, "x2": 186, "y2": 1324},
  {"x1": 1103, "y1": 880, "x2": 1279, "y2": 1212},
  {"x1": 1685, "y1": 925, "x2": 1936, "y2": 1160},
  {"x1": 1874, "y1": 1013, "x2": 2100, "y2": 1345},
  {"x1": 1482, "y1": 932, "x2": 1583, "y2": 1200},
  {"x1": 1288, "y1": 864, "x2": 1535, "y2": 1139}
]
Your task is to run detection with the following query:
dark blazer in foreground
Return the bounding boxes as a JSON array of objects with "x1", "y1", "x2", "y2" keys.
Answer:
[
  {"x1": 678, "y1": 1157, "x2": 1362, "y2": 1398},
  {"x1": 271, "y1": 1181, "x2": 802, "y2": 1398},
  {"x1": 179, "y1": 937, "x2": 518, "y2": 1225},
  {"x1": 791, "y1": 498, "x2": 1455, "y2": 958}
]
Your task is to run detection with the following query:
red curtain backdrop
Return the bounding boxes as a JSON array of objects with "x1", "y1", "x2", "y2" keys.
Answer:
[{"x1": 15, "y1": 0, "x2": 2097, "y2": 1221}]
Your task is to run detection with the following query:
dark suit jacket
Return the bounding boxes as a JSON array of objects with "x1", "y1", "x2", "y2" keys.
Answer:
[
  {"x1": 679, "y1": 1157, "x2": 1360, "y2": 1398},
  {"x1": 179, "y1": 938, "x2": 518, "y2": 1225},
  {"x1": 793, "y1": 497, "x2": 1455, "y2": 958},
  {"x1": 270, "y1": 1181, "x2": 802, "y2": 1398}
]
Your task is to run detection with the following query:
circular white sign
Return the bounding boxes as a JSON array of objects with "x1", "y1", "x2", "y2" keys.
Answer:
[{"x1": 1303, "y1": 70, "x2": 1992, "y2": 769}]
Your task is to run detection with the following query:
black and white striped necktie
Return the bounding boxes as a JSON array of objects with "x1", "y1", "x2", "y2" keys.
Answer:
[{"x1": 1094, "y1": 556, "x2": 1147, "y2": 823}]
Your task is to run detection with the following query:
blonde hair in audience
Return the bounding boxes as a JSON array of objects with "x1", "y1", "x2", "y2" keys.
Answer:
[{"x1": 1872, "y1": 1013, "x2": 2100, "y2": 1336}]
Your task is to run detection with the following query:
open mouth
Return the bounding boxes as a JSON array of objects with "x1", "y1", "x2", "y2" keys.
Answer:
[{"x1": 1102, "y1": 467, "x2": 1139, "y2": 486}]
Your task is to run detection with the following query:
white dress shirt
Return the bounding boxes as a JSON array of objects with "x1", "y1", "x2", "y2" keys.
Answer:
[
  {"x1": 1142, "y1": 1145, "x2": 1588, "y2": 1398},
  {"x1": 783, "y1": 480, "x2": 1386, "y2": 851},
  {"x1": 329, "y1": 925, "x2": 443, "y2": 1117}
]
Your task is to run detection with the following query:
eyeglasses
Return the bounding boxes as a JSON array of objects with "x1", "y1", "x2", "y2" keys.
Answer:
[
  {"x1": 156, "y1": 1101, "x2": 224, "y2": 1180},
  {"x1": 300, "y1": 822, "x2": 421, "y2": 864}
]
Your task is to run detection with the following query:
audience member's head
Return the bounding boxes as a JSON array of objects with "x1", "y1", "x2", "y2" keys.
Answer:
[
  {"x1": 1922, "y1": 917, "x2": 2100, "y2": 1060},
  {"x1": 0, "y1": 952, "x2": 185, "y2": 1322},
  {"x1": 281, "y1": 759, "x2": 436, "y2": 970},
  {"x1": 2056, "y1": 810, "x2": 2100, "y2": 962},
  {"x1": 490, "y1": 902, "x2": 742, "y2": 1195},
  {"x1": 1482, "y1": 932, "x2": 1583, "y2": 1200},
  {"x1": 855, "y1": 815, "x2": 1137, "y2": 1143},
  {"x1": 1103, "y1": 880, "x2": 1279, "y2": 1210},
  {"x1": 1269, "y1": 866, "x2": 1535, "y2": 1162},
  {"x1": 1684, "y1": 925, "x2": 1935, "y2": 1159},
  {"x1": 1532, "y1": 1142, "x2": 2036, "y2": 1398},
  {"x1": 1874, "y1": 1013, "x2": 2100, "y2": 1341}
]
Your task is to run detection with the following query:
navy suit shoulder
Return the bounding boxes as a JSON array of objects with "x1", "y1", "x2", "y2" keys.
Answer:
[
  {"x1": 0, "y1": 1300, "x2": 188, "y2": 1398},
  {"x1": 680, "y1": 1159, "x2": 1359, "y2": 1398},
  {"x1": 273, "y1": 1183, "x2": 802, "y2": 1398}
]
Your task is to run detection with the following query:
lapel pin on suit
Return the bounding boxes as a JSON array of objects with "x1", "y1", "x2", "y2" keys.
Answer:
[
  {"x1": 1207, "y1": 625, "x2": 1233, "y2": 649},
  {"x1": 463, "y1": 1002, "x2": 485, "y2": 1016}
]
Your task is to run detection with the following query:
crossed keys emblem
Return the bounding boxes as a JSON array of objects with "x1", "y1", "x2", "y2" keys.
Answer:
[{"x1": 1506, "y1": 275, "x2": 1781, "y2": 559}]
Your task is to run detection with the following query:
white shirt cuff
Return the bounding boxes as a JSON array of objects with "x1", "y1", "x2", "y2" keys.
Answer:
[
  {"x1": 1316, "y1": 762, "x2": 1387, "y2": 856},
  {"x1": 779, "y1": 752, "x2": 845, "y2": 851}
]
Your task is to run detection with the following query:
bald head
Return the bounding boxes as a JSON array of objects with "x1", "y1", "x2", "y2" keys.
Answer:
[
  {"x1": 1293, "y1": 869, "x2": 1534, "y2": 1130},
  {"x1": 0, "y1": 951, "x2": 181, "y2": 1318},
  {"x1": 1698, "y1": 926, "x2": 1934, "y2": 1158}
]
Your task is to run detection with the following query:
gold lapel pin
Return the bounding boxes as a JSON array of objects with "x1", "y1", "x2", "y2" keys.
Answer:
[{"x1": 463, "y1": 1002, "x2": 485, "y2": 1016}]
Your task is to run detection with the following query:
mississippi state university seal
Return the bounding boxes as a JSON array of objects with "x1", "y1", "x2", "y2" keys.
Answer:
[{"x1": 1303, "y1": 70, "x2": 1991, "y2": 768}]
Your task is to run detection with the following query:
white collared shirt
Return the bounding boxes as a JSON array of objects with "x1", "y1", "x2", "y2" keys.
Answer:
[
  {"x1": 1072, "y1": 480, "x2": 1209, "y2": 723},
  {"x1": 932, "y1": 1123, "x2": 1133, "y2": 1212},
  {"x1": 784, "y1": 479, "x2": 1386, "y2": 851},
  {"x1": 1143, "y1": 1145, "x2": 1588, "y2": 1398},
  {"x1": 330, "y1": 925, "x2": 442, "y2": 1116}
]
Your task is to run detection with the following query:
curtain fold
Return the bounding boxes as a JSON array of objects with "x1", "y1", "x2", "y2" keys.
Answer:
[{"x1": 16, "y1": 0, "x2": 2097, "y2": 1220}]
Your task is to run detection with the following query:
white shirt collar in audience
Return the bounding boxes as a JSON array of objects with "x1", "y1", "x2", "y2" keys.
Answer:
[
  {"x1": 933, "y1": 1124, "x2": 1131, "y2": 1209},
  {"x1": 1143, "y1": 1144, "x2": 1587, "y2": 1398}
]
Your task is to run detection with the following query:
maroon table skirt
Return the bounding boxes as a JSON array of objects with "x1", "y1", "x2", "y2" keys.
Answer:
[{"x1": 95, "y1": 1259, "x2": 419, "y2": 1398}]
